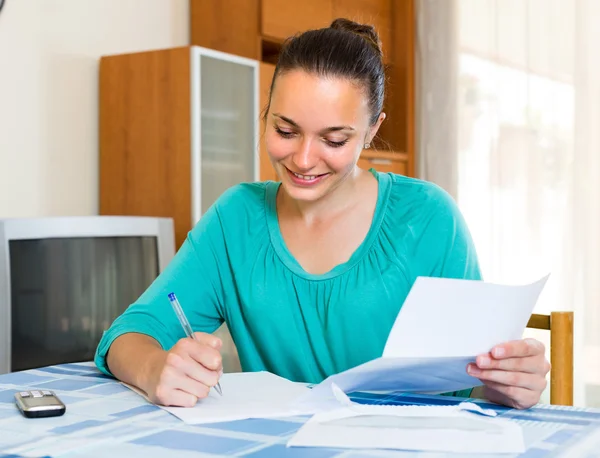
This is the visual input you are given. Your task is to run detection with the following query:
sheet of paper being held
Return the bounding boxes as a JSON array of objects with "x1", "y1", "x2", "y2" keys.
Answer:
[{"x1": 295, "y1": 274, "x2": 549, "y2": 410}]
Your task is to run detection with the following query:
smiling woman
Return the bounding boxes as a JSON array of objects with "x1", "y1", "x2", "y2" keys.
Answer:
[
  {"x1": 263, "y1": 18, "x2": 385, "y2": 204},
  {"x1": 95, "y1": 18, "x2": 550, "y2": 411}
]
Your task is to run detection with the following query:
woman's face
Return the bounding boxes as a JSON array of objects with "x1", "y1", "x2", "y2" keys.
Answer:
[{"x1": 264, "y1": 70, "x2": 383, "y2": 203}]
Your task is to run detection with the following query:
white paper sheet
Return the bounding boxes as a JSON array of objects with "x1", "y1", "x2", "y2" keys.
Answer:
[
  {"x1": 123, "y1": 371, "x2": 312, "y2": 424},
  {"x1": 296, "y1": 274, "x2": 549, "y2": 409},
  {"x1": 288, "y1": 382, "x2": 525, "y2": 454},
  {"x1": 287, "y1": 405, "x2": 525, "y2": 454}
]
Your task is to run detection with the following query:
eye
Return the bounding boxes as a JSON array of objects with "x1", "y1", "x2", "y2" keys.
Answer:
[
  {"x1": 275, "y1": 126, "x2": 295, "y2": 139},
  {"x1": 325, "y1": 138, "x2": 349, "y2": 148}
]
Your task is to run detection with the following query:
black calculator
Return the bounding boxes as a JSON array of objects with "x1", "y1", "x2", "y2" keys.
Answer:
[{"x1": 14, "y1": 390, "x2": 66, "y2": 418}]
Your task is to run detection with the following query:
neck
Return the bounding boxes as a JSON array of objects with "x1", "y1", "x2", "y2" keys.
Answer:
[{"x1": 278, "y1": 167, "x2": 370, "y2": 223}]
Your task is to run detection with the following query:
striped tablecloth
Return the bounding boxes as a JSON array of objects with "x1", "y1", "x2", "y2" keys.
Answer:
[{"x1": 1, "y1": 362, "x2": 600, "y2": 457}]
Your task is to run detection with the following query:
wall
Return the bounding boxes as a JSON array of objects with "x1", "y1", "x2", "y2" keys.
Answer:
[{"x1": 0, "y1": 0, "x2": 189, "y2": 217}]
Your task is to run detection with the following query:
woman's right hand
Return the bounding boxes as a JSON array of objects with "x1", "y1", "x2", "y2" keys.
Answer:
[{"x1": 143, "y1": 332, "x2": 223, "y2": 407}]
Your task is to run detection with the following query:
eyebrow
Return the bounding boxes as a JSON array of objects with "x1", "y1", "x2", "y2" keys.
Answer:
[{"x1": 273, "y1": 113, "x2": 355, "y2": 132}]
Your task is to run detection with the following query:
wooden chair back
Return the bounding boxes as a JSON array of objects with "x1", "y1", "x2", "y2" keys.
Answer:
[{"x1": 526, "y1": 312, "x2": 574, "y2": 405}]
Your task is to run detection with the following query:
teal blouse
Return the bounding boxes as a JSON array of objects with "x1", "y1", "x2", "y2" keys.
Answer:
[{"x1": 95, "y1": 170, "x2": 482, "y2": 397}]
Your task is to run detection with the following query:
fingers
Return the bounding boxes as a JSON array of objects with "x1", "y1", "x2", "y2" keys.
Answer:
[
  {"x1": 159, "y1": 388, "x2": 198, "y2": 408},
  {"x1": 468, "y1": 338, "x2": 548, "y2": 410},
  {"x1": 481, "y1": 382, "x2": 540, "y2": 410},
  {"x1": 177, "y1": 337, "x2": 223, "y2": 371},
  {"x1": 475, "y1": 353, "x2": 551, "y2": 375},
  {"x1": 152, "y1": 354, "x2": 216, "y2": 407},
  {"x1": 193, "y1": 332, "x2": 222, "y2": 350},
  {"x1": 149, "y1": 334, "x2": 223, "y2": 407},
  {"x1": 174, "y1": 372, "x2": 211, "y2": 399},
  {"x1": 182, "y1": 354, "x2": 221, "y2": 388},
  {"x1": 166, "y1": 350, "x2": 220, "y2": 388},
  {"x1": 467, "y1": 363, "x2": 547, "y2": 392},
  {"x1": 490, "y1": 338, "x2": 545, "y2": 359},
  {"x1": 153, "y1": 366, "x2": 205, "y2": 407}
]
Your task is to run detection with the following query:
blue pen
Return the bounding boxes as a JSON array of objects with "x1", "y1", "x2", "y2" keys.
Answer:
[{"x1": 168, "y1": 292, "x2": 223, "y2": 396}]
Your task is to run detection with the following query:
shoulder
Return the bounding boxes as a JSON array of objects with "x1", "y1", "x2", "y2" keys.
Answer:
[
  {"x1": 212, "y1": 181, "x2": 269, "y2": 215},
  {"x1": 383, "y1": 172, "x2": 462, "y2": 225},
  {"x1": 380, "y1": 172, "x2": 480, "y2": 279},
  {"x1": 189, "y1": 180, "x2": 271, "y2": 241}
]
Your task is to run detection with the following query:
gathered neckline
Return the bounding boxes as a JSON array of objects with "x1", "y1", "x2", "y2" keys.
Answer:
[{"x1": 264, "y1": 170, "x2": 392, "y2": 281}]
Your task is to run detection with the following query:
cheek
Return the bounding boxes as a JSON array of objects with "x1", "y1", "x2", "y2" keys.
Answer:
[
  {"x1": 328, "y1": 141, "x2": 363, "y2": 166},
  {"x1": 318, "y1": 144, "x2": 362, "y2": 174},
  {"x1": 327, "y1": 150, "x2": 360, "y2": 172},
  {"x1": 265, "y1": 131, "x2": 291, "y2": 160}
]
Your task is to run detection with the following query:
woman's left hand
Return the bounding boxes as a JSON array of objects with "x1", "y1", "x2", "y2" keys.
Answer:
[{"x1": 467, "y1": 338, "x2": 551, "y2": 409}]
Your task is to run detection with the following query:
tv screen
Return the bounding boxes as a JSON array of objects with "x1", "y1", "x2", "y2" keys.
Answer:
[{"x1": 9, "y1": 236, "x2": 159, "y2": 372}]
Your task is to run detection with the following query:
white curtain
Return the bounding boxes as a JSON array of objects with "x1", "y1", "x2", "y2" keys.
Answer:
[{"x1": 417, "y1": 0, "x2": 600, "y2": 407}]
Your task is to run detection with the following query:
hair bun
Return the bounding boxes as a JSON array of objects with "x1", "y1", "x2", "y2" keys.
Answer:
[{"x1": 330, "y1": 18, "x2": 383, "y2": 58}]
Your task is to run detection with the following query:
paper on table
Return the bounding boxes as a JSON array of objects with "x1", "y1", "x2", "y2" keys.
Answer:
[
  {"x1": 123, "y1": 371, "x2": 312, "y2": 424},
  {"x1": 288, "y1": 382, "x2": 525, "y2": 454},
  {"x1": 296, "y1": 274, "x2": 549, "y2": 408},
  {"x1": 287, "y1": 404, "x2": 525, "y2": 454}
]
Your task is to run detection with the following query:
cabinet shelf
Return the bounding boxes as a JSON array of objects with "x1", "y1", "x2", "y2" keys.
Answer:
[
  {"x1": 361, "y1": 150, "x2": 408, "y2": 162},
  {"x1": 358, "y1": 150, "x2": 409, "y2": 176}
]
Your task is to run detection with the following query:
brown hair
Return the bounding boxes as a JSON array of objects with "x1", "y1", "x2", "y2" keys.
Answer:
[{"x1": 264, "y1": 18, "x2": 385, "y2": 126}]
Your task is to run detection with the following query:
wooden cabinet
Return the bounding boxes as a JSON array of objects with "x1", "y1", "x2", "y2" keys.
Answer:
[
  {"x1": 259, "y1": 62, "x2": 278, "y2": 182},
  {"x1": 358, "y1": 151, "x2": 408, "y2": 176},
  {"x1": 332, "y1": 0, "x2": 392, "y2": 63},
  {"x1": 190, "y1": 0, "x2": 260, "y2": 59},
  {"x1": 377, "y1": 0, "x2": 416, "y2": 176},
  {"x1": 261, "y1": 0, "x2": 333, "y2": 41},
  {"x1": 189, "y1": 0, "x2": 417, "y2": 178},
  {"x1": 99, "y1": 46, "x2": 259, "y2": 249}
]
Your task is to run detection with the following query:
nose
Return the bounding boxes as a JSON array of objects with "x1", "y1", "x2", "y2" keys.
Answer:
[{"x1": 291, "y1": 137, "x2": 319, "y2": 172}]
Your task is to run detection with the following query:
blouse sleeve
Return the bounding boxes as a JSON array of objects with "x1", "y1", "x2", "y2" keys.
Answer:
[{"x1": 94, "y1": 202, "x2": 228, "y2": 376}]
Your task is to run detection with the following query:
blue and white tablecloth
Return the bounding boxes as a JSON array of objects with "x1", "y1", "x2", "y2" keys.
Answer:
[{"x1": 1, "y1": 362, "x2": 600, "y2": 457}]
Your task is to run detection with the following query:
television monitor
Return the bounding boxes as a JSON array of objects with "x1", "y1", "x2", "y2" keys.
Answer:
[{"x1": 0, "y1": 216, "x2": 175, "y2": 374}]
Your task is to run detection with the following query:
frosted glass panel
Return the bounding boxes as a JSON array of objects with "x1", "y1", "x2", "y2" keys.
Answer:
[
  {"x1": 200, "y1": 55, "x2": 256, "y2": 213},
  {"x1": 9, "y1": 237, "x2": 159, "y2": 372}
]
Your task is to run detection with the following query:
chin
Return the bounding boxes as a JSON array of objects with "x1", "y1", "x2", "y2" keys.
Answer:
[{"x1": 279, "y1": 179, "x2": 331, "y2": 202}]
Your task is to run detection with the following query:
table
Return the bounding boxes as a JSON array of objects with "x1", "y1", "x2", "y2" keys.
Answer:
[{"x1": 1, "y1": 362, "x2": 600, "y2": 457}]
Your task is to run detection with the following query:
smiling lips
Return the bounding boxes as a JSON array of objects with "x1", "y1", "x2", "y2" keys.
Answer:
[{"x1": 285, "y1": 167, "x2": 330, "y2": 186}]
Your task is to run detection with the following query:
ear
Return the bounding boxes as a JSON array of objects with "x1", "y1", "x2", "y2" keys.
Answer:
[{"x1": 367, "y1": 112, "x2": 386, "y2": 143}]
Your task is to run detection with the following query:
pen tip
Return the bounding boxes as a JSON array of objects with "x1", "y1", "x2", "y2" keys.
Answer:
[{"x1": 168, "y1": 292, "x2": 176, "y2": 301}]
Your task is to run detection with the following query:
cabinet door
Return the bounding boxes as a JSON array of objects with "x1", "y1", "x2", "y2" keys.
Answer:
[
  {"x1": 190, "y1": 0, "x2": 260, "y2": 59},
  {"x1": 259, "y1": 62, "x2": 278, "y2": 182},
  {"x1": 262, "y1": 0, "x2": 333, "y2": 41},
  {"x1": 332, "y1": 0, "x2": 392, "y2": 63},
  {"x1": 194, "y1": 50, "x2": 258, "y2": 223}
]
